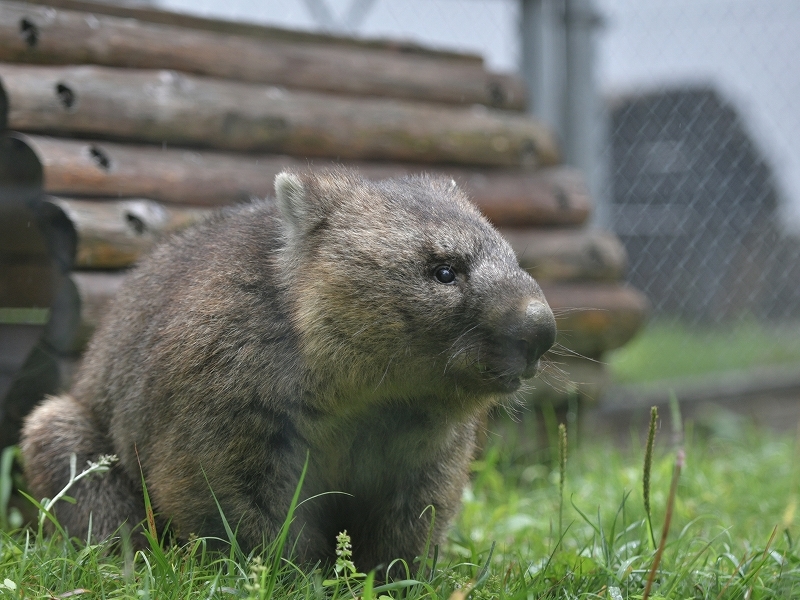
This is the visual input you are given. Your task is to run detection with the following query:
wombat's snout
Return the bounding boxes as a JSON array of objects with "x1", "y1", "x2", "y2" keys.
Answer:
[{"x1": 515, "y1": 299, "x2": 557, "y2": 376}]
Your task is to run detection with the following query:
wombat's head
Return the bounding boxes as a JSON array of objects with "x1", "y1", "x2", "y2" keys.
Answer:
[{"x1": 275, "y1": 169, "x2": 556, "y2": 405}]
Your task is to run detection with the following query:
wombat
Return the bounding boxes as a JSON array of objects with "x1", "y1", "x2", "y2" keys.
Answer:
[{"x1": 21, "y1": 169, "x2": 556, "y2": 573}]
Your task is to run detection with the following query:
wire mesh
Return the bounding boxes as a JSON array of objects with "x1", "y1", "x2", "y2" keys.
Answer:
[
  {"x1": 598, "y1": 0, "x2": 800, "y2": 331},
  {"x1": 150, "y1": 0, "x2": 800, "y2": 371},
  {"x1": 607, "y1": 87, "x2": 800, "y2": 323}
]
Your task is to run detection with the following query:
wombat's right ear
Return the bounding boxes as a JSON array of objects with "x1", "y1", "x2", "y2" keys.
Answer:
[{"x1": 275, "y1": 171, "x2": 312, "y2": 239}]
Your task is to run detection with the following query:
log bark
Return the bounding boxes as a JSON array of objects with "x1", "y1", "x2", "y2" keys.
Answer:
[
  {"x1": 540, "y1": 282, "x2": 650, "y2": 357},
  {"x1": 0, "y1": 1, "x2": 525, "y2": 110},
  {"x1": 0, "y1": 64, "x2": 559, "y2": 168},
  {"x1": 42, "y1": 196, "x2": 210, "y2": 269},
  {"x1": 19, "y1": 0, "x2": 486, "y2": 64},
  {"x1": 451, "y1": 166, "x2": 591, "y2": 227},
  {"x1": 38, "y1": 197, "x2": 611, "y2": 272},
  {"x1": 501, "y1": 228, "x2": 628, "y2": 282},
  {"x1": 11, "y1": 134, "x2": 588, "y2": 226},
  {"x1": 54, "y1": 273, "x2": 648, "y2": 356}
]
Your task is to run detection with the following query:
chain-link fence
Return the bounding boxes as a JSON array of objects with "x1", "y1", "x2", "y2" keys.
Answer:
[
  {"x1": 599, "y1": 0, "x2": 800, "y2": 330},
  {"x1": 147, "y1": 0, "x2": 800, "y2": 378},
  {"x1": 608, "y1": 87, "x2": 800, "y2": 323}
]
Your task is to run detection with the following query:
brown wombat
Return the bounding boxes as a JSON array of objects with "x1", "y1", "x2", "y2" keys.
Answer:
[{"x1": 20, "y1": 169, "x2": 556, "y2": 572}]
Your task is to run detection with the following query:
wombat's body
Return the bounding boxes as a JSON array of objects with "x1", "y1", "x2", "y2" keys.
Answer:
[{"x1": 21, "y1": 170, "x2": 556, "y2": 572}]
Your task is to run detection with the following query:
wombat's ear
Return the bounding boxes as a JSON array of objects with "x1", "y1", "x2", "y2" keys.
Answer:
[{"x1": 275, "y1": 171, "x2": 313, "y2": 239}]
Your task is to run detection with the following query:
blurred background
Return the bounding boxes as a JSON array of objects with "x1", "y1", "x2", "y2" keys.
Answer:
[
  {"x1": 0, "y1": 1, "x2": 797, "y2": 577},
  {"x1": 135, "y1": 0, "x2": 800, "y2": 424},
  {"x1": 2, "y1": 0, "x2": 799, "y2": 441}
]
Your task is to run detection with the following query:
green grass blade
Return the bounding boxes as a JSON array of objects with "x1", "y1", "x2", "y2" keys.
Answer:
[{"x1": 262, "y1": 452, "x2": 308, "y2": 600}]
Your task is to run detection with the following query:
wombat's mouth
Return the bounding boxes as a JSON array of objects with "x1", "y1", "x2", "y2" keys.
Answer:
[
  {"x1": 474, "y1": 359, "x2": 536, "y2": 393},
  {"x1": 454, "y1": 327, "x2": 552, "y2": 393}
]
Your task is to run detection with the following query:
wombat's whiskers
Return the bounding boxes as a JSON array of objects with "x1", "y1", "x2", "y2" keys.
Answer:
[
  {"x1": 537, "y1": 361, "x2": 575, "y2": 396},
  {"x1": 441, "y1": 325, "x2": 482, "y2": 375},
  {"x1": 374, "y1": 351, "x2": 398, "y2": 390},
  {"x1": 546, "y1": 343, "x2": 602, "y2": 364}
]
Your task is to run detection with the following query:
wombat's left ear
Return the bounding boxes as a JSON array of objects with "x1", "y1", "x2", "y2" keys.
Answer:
[{"x1": 275, "y1": 171, "x2": 317, "y2": 239}]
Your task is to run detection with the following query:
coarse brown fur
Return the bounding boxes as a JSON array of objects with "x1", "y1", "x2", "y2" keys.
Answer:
[{"x1": 21, "y1": 169, "x2": 556, "y2": 574}]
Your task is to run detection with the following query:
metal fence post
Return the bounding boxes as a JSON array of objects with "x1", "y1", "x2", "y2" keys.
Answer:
[
  {"x1": 519, "y1": 0, "x2": 565, "y2": 134},
  {"x1": 564, "y1": 0, "x2": 606, "y2": 226},
  {"x1": 520, "y1": 0, "x2": 607, "y2": 226}
]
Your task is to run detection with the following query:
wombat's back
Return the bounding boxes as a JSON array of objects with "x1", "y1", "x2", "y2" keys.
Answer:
[
  {"x1": 25, "y1": 200, "x2": 311, "y2": 548},
  {"x1": 75, "y1": 200, "x2": 301, "y2": 439}
]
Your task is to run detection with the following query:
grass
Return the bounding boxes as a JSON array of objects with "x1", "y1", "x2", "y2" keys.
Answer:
[
  {"x1": 2, "y1": 410, "x2": 800, "y2": 598},
  {"x1": 606, "y1": 318, "x2": 800, "y2": 383}
]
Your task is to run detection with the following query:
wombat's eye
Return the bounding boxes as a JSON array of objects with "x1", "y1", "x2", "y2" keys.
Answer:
[{"x1": 434, "y1": 265, "x2": 456, "y2": 284}]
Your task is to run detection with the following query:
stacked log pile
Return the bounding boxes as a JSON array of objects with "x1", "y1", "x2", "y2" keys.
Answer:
[
  {"x1": 0, "y1": 0, "x2": 648, "y2": 419},
  {"x1": 0, "y1": 134, "x2": 63, "y2": 448}
]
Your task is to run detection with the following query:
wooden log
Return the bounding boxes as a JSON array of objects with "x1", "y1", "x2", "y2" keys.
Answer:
[
  {"x1": 0, "y1": 204, "x2": 50, "y2": 259},
  {"x1": 45, "y1": 198, "x2": 608, "y2": 275},
  {"x1": 0, "y1": 64, "x2": 559, "y2": 168},
  {"x1": 38, "y1": 197, "x2": 611, "y2": 272},
  {"x1": 0, "y1": 182, "x2": 76, "y2": 274},
  {"x1": 0, "y1": 132, "x2": 42, "y2": 192},
  {"x1": 44, "y1": 270, "x2": 124, "y2": 354},
  {"x1": 0, "y1": 262, "x2": 59, "y2": 308},
  {"x1": 42, "y1": 196, "x2": 210, "y2": 269},
  {"x1": 0, "y1": 1, "x2": 525, "y2": 110},
  {"x1": 54, "y1": 273, "x2": 647, "y2": 356},
  {"x1": 450, "y1": 166, "x2": 591, "y2": 226},
  {"x1": 0, "y1": 339, "x2": 63, "y2": 448},
  {"x1": 0, "y1": 201, "x2": 61, "y2": 308},
  {"x1": 21, "y1": 0, "x2": 486, "y2": 64},
  {"x1": 40, "y1": 196, "x2": 626, "y2": 274},
  {"x1": 541, "y1": 282, "x2": 650, "y2": 358},
  {"x1": 11, "y1": 135, "x2": 588, "y2": 226},
  {"x1": 501, "y1": 228, "x2": 627, "y2": 282}
]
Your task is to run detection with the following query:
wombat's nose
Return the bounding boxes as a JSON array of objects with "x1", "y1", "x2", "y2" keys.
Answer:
[{"x1": 519, "y1": 300, "x2": 557, "y2": 365}]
